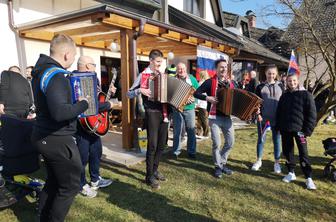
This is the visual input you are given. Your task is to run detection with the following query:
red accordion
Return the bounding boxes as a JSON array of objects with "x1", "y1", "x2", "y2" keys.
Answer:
[
  {"x1": 216, "y1": 88, "x2": 262, "y2": 120},
  {"x1": 149, "y1": 74, "x2": 195, "y2": 112}
]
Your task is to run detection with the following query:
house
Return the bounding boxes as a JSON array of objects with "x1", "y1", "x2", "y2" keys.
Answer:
[
  {"x1": 220, "y1": 9, "x2": 290, "y2": 81},
  {"x1": 0, "y1": 0, "x2": 240, "y2": 150},
  {"x1": 167, "y1": 1, "x2": 289, "y2": 82}
]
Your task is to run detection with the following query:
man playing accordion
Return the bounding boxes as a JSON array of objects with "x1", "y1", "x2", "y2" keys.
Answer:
[{"x1": 194, "y1": 59, "x2": 237, "y2": 178}]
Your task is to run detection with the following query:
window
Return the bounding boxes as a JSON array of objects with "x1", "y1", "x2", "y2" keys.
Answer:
[
  {"x1": 240, "y1": 21, "x2": 250, "y2": 38},
  {"x1": 184, "y1": 0, "x2": 203, "y2": 17}
]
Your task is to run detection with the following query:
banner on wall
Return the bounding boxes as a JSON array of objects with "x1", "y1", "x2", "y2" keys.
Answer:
[{"x1": 196, "y1": 45, "x2": 229, "y2": 80}]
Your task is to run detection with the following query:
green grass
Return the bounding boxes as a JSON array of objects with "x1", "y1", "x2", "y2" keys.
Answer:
[{"x1": 1, "y1": 124, "x2": 336, "y2": 221}]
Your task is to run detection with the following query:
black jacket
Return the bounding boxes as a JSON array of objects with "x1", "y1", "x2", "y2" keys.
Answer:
[
  {"x1": 276, "y1": 90, "x2": 316, "y2": 136},
  {"x1": 31, "y1": 54, "x2": 88, "y2": 136},
  {"x1": 0, "y1": 71, "x2": 33, "y2": 118}
]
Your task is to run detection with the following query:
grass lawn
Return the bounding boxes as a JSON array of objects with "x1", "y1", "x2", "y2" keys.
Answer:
[{"x1": 1, "y1": 124, "x2": 336, "y2": 222}]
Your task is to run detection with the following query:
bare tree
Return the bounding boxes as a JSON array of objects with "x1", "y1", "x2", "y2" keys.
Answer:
[{"x1": 264, "y1": 0, "x2": 336, "y2": 124}]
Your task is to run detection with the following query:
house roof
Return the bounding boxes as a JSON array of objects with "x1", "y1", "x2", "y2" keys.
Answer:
[
  {"x1": 17, "y1": 4, "x2": 239, "y2": 56},
  {"x1": 169, "y1": 6, "x2": 289, "y2": 66},
  {"x1": 222, "y1": 11, "x2": 239, "y2": 28},
  {"x1": 250, "y1": 27, "x2": 266, "y2": 40},
  {"x1": 282, "y1": 0, "x2": 336, "y2": 45},
  {"x1": 97, "y1": 0, "x2": 161, "y2": 17}
]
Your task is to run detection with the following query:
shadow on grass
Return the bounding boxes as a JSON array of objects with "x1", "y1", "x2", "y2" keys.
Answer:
[
  {"x1": 161, "y1": 151, "x2": 214, "y2": 175},
  {"x1": 101, "y1": 161, "x2": 145, "y2": 183},
  {"x1": 103, "y1": 180, "x2": 219, "y2": 222},
  {"x1": 1, "y1": 194, "x2": 38, "y2": 222}
]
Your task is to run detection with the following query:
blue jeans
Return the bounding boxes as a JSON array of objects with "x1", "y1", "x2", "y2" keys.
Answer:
[
  {"x1": 209, "y1": 116, "x2": 234, "y2": 169},
  {"x1": 173, "y1": 109, "x2": 196, "y2": 156},
  {"x1": 256, "y1": 121, "x2": 281, "y2": 160},
  {"x1": 75, "y1": 129, "x2": 102, "y2": 187}
]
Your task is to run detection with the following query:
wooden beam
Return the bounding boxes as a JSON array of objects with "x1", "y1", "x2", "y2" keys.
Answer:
[
  {"x1": 55, "y1": 24, "x2": 111, "y2": 36},
  {"x1": 161, "y1": 30, "x2": 188, "y2": 41},
  {"x1": 81, "y1": 32, "x2": 120, "y2": 43},
  {"x1": 201, "y1": 40, "x2": 213, "y2": 48},
  {"x1": 143, "y1": 23, "x2": 167, "y2": 36},
  {"x1": 103, "y1": 14, "x2": 139, "y2": 29},
  {"x1": 120, "y1": 29, "x2": 132, "y2": 149},
  {"x1": 182, "y1": 36, "x2": 198, "y2": 45}
]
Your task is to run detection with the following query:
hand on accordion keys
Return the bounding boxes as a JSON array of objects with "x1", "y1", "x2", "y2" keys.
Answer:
[
  {"x1": 78, "y1": 95, "x2": 90, "y2": 103},
  {"x1": 185, "y1": 96, "x2": 195, "y2": 105}
]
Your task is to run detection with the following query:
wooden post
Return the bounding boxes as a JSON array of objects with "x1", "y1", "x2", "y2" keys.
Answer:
[{"x1": 120, "y1": 29, "x2": 133, "y2": 149}]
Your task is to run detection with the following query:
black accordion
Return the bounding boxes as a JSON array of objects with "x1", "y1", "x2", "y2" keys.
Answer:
[
  {"x1": 69, "y1": 72, "x2": 99, "y2": 117},
  {"x1": 149, "y1": 74, "x2": 195, "y2": 112},
  {"x1": 216, "y1": 87, "x2": 263, "y2": 120}
]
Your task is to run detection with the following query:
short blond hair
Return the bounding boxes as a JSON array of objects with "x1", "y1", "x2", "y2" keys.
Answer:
[{"x1": 50, "y1": 34, "x2": 75, "y2": 56}]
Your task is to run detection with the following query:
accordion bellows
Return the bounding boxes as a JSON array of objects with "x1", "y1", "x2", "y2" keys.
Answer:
[
  {"x1": 216, "y1": 88, "x2": 263, "y2": 120},
  {"x1": 149, "y1": 74, "x2": 195, "y2": 112}
]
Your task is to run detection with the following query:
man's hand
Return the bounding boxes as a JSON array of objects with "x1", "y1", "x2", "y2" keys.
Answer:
[
  {"x1": 206, "y1": 96, "x2": 218, "y2": 104},
  {"x1": 257, "y1": 114, "x2": 263, "y2": 122},
  {"x1": 0, "y1": 104, "x2": 5, "y2": 114},
  {"x1": 27, "y1": 113, "x2": 36, "y2": 119},
  {"x1": 140, "y1": 88, "x2": 151, "y2": 97},
  {"x1": 186, "y1": 96, "x2": 195, "y2": 104},
  {"x1": 78, "y1": 95, "x2": 90, "y2": 103}
]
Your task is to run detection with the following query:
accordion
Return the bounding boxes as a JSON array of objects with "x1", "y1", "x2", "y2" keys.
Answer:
[
  {"x1": 69, "y1": 72, "x2": 98, "y2": 117},
  {"x1": 149, "y1": 74, "x2": 196, "y2": 112},
  {"x1": 216, "y1": 87, "x2": 263, "y2": 120}
]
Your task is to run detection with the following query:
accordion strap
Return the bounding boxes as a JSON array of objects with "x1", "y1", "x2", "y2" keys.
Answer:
[{"x1": 40, "y1": 67, "x2": 69, "y2": 94}]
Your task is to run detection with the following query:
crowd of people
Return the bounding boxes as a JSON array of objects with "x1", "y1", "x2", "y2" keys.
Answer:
[{"x1": 0, "y1": 34, "x2": 325, "y2": 221}]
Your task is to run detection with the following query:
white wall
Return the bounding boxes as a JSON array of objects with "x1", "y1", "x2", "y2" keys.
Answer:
[
  {"x1": 168, "y1": 0, "x2": 183, "y2": 11},
  {"x1": 0, "y1": 0, "x2": 97, "y2": 73},
  {"x1": 204, "y1": 0, "x2": 215, "y2": 24}
]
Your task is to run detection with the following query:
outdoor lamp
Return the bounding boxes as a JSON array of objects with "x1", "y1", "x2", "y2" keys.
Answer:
[
  {"x1": 110, "y1": 41, "x2": 118, "y2": 52},
  {"x1": 167, "y1": 51, "x2": 174, "y2": 60}
]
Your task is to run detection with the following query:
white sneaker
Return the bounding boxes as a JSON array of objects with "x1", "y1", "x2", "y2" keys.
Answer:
[
  {"x1": 80, "y1": 184, "x2": 97, "y2": 198},
  {"x1": 274, "y1": 162, "x2": 282, "y2": 174},
  {"x1": 306, "y1": 178, "x2": 317, "y2": 190},
  {"x1": 251, "y1": 161, "x2": 262, "y2": 171},
  {"x1": 282, "y1": 172, "x2": 296, "y2": 183}
]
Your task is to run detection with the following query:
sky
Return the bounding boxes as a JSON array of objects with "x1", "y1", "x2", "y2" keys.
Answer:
[{"x1": 220, "y1": 0, "x2": 289, "y2": 29}]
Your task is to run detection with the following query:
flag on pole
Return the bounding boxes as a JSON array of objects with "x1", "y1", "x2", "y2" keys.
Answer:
[
  {"x1": 261, "y1": 121, "x2": 271, "y2": 143},
  {"x1": 287, "y1": 50, "x2": 300, "y2": 76},
  {"x1": 196, "y1": 46, "x2": 229, "y2": 80}
]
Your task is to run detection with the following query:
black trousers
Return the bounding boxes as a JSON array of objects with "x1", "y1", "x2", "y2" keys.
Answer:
[
  {"x1": 145, "y1": 110, "x2": 168, "y2": 180},
  {"x1": 281, "y1": 131, "x2": 312, "y2": 178},
  {"x1": 32, "y1": 134, "x2": 82, "y2": 222}
]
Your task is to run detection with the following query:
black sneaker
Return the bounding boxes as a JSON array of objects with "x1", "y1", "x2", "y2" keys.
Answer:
[
  {"x1": 154, "y1": 171, "x2": 167, "y2": 182},
  {"x1": 188, "y1": 153, "x2": 196, "y2": 159},
  {"x1": 146, "y1": 176, "x2": 160, "y2": 189},
  {"x1": 214, "y1": 167, "x2": 223, "y2": 178}
]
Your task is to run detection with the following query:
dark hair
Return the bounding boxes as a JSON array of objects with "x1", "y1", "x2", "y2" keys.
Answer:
[
  {"x1": 265, "y1": 64, "x2": 278, "y2": 72},
  {"x1": 215, "y1": 59, "x2": 227, "y2": 68},
  {"x1": 149, "y1": 49, "x2": 163, "y2": 60}
]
